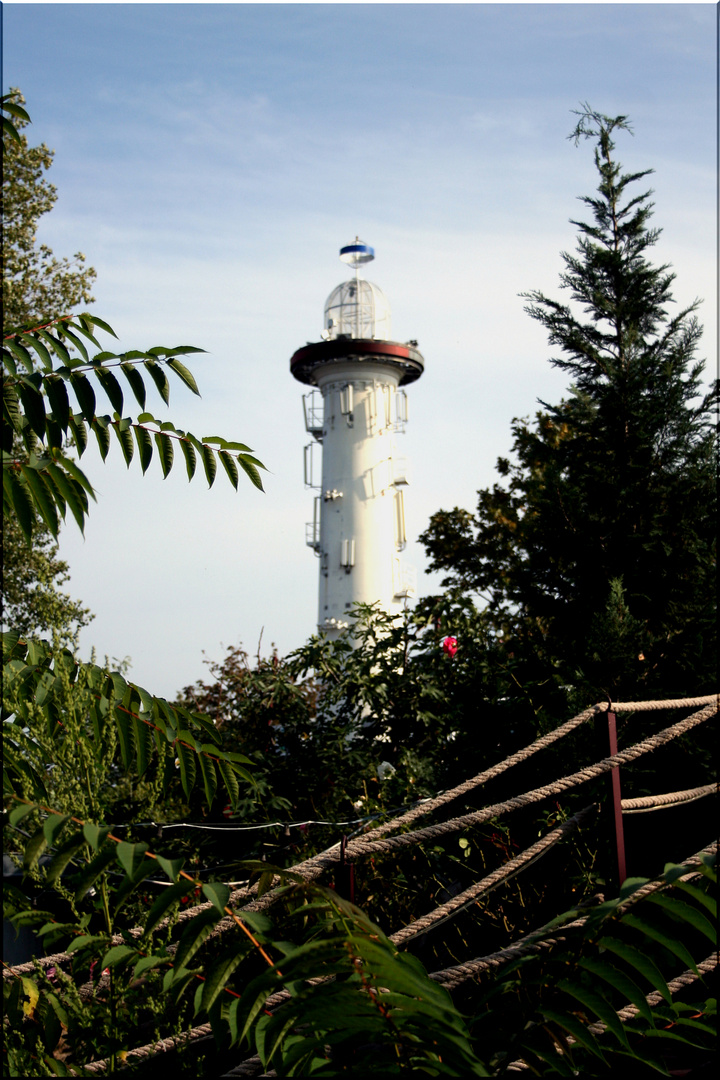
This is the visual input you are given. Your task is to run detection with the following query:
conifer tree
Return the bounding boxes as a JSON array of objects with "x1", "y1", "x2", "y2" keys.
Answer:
[{"x1": 421, "y1": 106, "x2": 717, "y2": 702}]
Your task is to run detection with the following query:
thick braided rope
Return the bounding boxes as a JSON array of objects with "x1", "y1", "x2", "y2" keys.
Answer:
[
  {"x1": 339, "y1": 701, "x2": 717, "y2": 859},
  {"x1": 110, "y1": 957, "x2": 719, "y2": 1079},
  {"x1": 203, "y1": 701, "x2": 716, "y2": 929},
  {"x1": 389, "y1": 805, "x2": 595, "y2": 946},
  {"x1": 505, "y1": 952, "x2": 719, "y2": 1072},
  {"x1": 5, "y1": 703, "x2": 715, "y2": 976},
  {"x1": 75, "y1": 845, "x2": 718, "y2": 1074},
  {"x1": 168, "y1": 696, "x2": 717, "y2": 927},
  {"x1": 2, "y1": 927, "x2": 143, "y2": 982},
  {"x1": 88, "y1": 876, "x2": 719, "y2": 1076},
  {"x1": 621, "y1": 782, "x2": 717, "y2": 813},
  {"x1": 75, "y1": 982, "x2": 313, "y2": 1074},
  {"x1": 367, "y1": 702, "x2": 607, "y2": 840},
  {"x1": 594, "y1": 952, "x2": 718, "y2": 1029},
  {"x1": 183, "y1": 704, "x2": 608, "y2": 926},
  {"x1": 81, "y1": 1023, "x2": 213, "y2": 1074},
  {"x1": 428, "y1": 842, "x2": 717, "y2": 989},
  {"x1": 84, "y1": 958, "x2": 720, "y2": 1077},
  {"x1": 367, "y1": 694, "x2": 716, "y2": 843},
  {"x1": 609, "y1": 694, "x2": 717, "y2": 712},
  {"x1": 431, "y1": 922, "x2": 589, "y2": 990}
]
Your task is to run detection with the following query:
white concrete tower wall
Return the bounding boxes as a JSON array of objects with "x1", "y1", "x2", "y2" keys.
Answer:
[
  {"x1": 315, "y1": 361, "x2": 405, "y2": 632},
  {"x1": 290, "y1": 241, "x2": 424, "y2": 639}
]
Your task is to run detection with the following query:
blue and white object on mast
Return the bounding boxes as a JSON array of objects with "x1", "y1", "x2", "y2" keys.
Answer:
[{"x1": 339, "y1": 239, "x2": 375, "y2": 269}]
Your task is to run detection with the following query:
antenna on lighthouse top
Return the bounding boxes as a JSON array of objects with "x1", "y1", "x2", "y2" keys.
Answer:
[
  {"x1": 339, "y1": 239, "x2": 375, "y2": 337},
  {"x1": 339, "y1": 238, "x2": 374, "y2": 280}
]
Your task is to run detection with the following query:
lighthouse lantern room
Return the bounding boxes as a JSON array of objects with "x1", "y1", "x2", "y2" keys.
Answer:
[{"x1": 290, "y1": 241, "x2": 425, "y2": 637}]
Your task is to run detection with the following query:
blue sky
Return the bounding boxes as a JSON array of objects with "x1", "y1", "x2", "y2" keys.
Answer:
[{"x1": 4, "y1": 3, "x2": 716, "y2": 696}]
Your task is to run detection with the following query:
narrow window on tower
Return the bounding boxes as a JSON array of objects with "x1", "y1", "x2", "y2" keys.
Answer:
[
  {"x1": 305, "y1": 495, "x2": 321, "y2": 553},
  {"x1": 394, "y1": 489, "x2": 407, "y2": 550},
  {"x1": 304, "y1": 442, "x2": 320, "y2": 488},
  {"x1": 365, "y1": 383, "x2": 376, "y2": 434},
  {"x1": 373, "y1": 385, "x2": 390, "y2": 430},
  {"x1": 392, "y1": 456, "x2": 410, "y2": 486},
  {"x1": 340, "y1": 383, "x2": 354, "y2": 426},
  {"x1": 395, "y1": 389, "x2": 408, "y2": 427},
  {"x1": 340, "y1": 538, "x2": 355, "y2": 572}
]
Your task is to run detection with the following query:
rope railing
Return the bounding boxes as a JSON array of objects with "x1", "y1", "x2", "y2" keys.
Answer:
[
  {"x1": 221, "y1": 942, "x2": 720, "y2": 1080},
  {"x1": 81, "y1": 844, "x2": 717, "y2": 1077},
  {"x1": 3, "y1": 698, "x2": 715, "y2": 1006},
  {"x1": 5, "y1": 655, "x2": 718, "y2": 1080},
  {"x1": 504, "y1": 951, "x2": 719, "y2": 1072},
  {"x1": 427, "y1": 841, "x2": 717, "y2": 990},
  {"x1": 366, "y1": 701, "x2": 608, "y2": 840},
  {"x1": 365, "y1": 693, "x2": 717, "y2": 843},
  {"x1": 343, "y1": 702, "x2": 716, "y2": 858},
  {"x1": 144, "y1": 696, "x2": 717, "y2": 931},
  {"x1": 389, "y1": 804, "x2": 596, "y2": 947},
  {"x1": 188, "y1": 700, "x2": 716, "y2": 934},
  {"x1": 81, "y1": 1022, "x2": 214, "y2": 1075},
  {"x1": 608, "y1": 694, "x2": 717, "y2": 712},
  {"x1": 225, "y1": 807, "x2": 598, "y2": 1020},
  {"x1": 621, "y1": 782, "x2": 717, "y2": 813},
  {"x1": 4, "y1": 701, "x2": 715, "y2": 984},
  {"x1": 2, "y1": 927, "x2": 145, "y2": 981},
  {"x1": 592, "y1": 951, "x2": 718, "y2": 1029}
]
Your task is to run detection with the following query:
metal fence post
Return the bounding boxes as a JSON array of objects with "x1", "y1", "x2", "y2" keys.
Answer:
[
  {"x1": 337, "y1": 834, "x2": 355, "y2": 903},
  {"x1": 606, "y1": 710, "x2": 627, "y2": 886}
]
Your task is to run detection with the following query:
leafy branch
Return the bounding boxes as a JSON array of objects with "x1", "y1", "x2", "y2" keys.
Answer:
[
  {"x1": 7, "y1": 794, "x2": 277, "y2": 965},
  {"x1": 1, "y1": 92, "x2": 30, "y2": 145},
  {"x1": 2, "y1": 632, "x2": 255, "y2": 808},
  {"x1": 2, "y1": 313, "x2": 266, "y2": 543},
  {"x1": 472, "y1": 858, "x2": 717, "y2": 1074}
]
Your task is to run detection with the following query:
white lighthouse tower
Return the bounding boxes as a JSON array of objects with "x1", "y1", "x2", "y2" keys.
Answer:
[{"x1": 290, "y1": 240, "x2": 425, "y2": 638}]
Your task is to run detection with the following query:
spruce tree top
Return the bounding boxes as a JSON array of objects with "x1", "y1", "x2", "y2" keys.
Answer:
[{"x1": 522, "y1": 103, "x2": 705, "y2": 411}]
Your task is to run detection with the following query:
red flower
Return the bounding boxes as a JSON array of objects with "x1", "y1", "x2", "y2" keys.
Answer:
[{"x1": 442, "y1": 636, "x2": 458, "y2": 659}]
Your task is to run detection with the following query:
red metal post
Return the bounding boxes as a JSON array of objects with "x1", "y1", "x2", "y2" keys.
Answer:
[
  {"x1": 338, "y1": 835, "x2": 355, "y2": 903},
  {"x1": 607, "y1": 711, "x2": 627, "y2": 885}
]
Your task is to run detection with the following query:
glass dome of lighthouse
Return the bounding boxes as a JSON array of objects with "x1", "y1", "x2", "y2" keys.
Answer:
[{"x1": 322, "y1": 239, "x2": 392, "y2": 341}]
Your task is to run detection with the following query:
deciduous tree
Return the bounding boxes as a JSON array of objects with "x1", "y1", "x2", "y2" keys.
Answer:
[
  {"x1": 2, "y1": 89, "x2": 96, "y2": 645},
  {"x1": 0, "y1": 513, "x2": 93, "y2": 646},
  {"x1": 2, "y1": 89, "x2": 96, "y2": 332}
]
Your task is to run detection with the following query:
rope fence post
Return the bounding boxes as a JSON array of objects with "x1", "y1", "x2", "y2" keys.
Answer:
[
  {"x1": 595, "y1": 707, "x2": 627, "y2": 889},
  {"x1": 607, "y1": 709, "x2": 627, "y2": 886}
]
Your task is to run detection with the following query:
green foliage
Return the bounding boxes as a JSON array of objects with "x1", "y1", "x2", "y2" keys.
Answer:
[
  {"x1": 231, "y1": 887, "x2": 489, "y2": 1076},
  {"x1": 4, "y1": 800, "x2": 715, "y2": 1076},
  {"x1": 2, "y1": 89, "x2": 97, "y2": 645},
  {"x1": 470, "y1": 859, "x2": 717, "y2": 1075},
  {"x1": 3, "y1": 312, "x2": 266, "y2": 544},
  {"x1": 1, "y1": 511, "x2": 93, "y2": 647},
  {"x1": 177, "y1": 600, "x2": 515, "y2": 834},
  {"x1": 2, "y1": 632, "x2": 254, "y2": 822},
  {"x1": 420, "y1": 105, "x2": 717, "y2": 704},
  {"x1": 2, "y1": 91, "x2": 96, "y2": 334},
  {"x1": 3, "y1": 97, "x2": 716, "y2": 1077}
]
